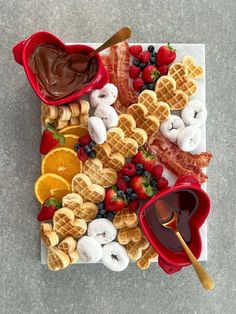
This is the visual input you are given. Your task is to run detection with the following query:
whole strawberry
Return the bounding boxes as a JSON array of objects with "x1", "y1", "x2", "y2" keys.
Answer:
[
  {"x1": 38, "y1": 198, "x2": 61, "y2": 221},
  {"x1": 130, "y1": 176, "x2": 154, "y2": 200},
  {"x1": 40, "y1": 124, "x2": 65, "y2": 154},
  {"x1": 156, "y1": 43, "x2": 176, "y2": 66},
  {"x1": 142, "y1": 65, "x2": 160, "y2": 83},
  {"x1": 132, "y1": 148, "x2": 156, "y2": 171},
  {"x1": 104, "y1": 187, "x2": 127, "y2": 212}
]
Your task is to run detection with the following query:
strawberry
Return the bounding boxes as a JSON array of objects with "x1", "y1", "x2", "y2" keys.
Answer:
[
  {"x1": 151, "y1": 165, "x2": 164, "y2": 180},
  {"x1": 130, "y1": 176, "x2": 154, "y2": 200},
  {"x1": 78, "y1": 134, "x2": 92, "y2": 146},
  {"x1": 129, "y1": 65, "x2": 141, "y2": 79},
  {"x1": 133, "y1": 77, "x2": 144, "y2": 92},
  {"x1": 104, "y1": 187, "x2": 127, "y2": 212},
  {"x1": 156, "y1": 43, "x2": 176, "y2": 66},
  {"x1": 38, "y1": 198, "x2": 61, "y2": 221},
  {"x1": 142, "y1": 65, "x2": 160, "y2": 83},
  {"x1": 122, "y1": 163, "x2": 136, "y2": 176},
  {"x1": 132, "y1": 148, "x2": 156, "y2": 171},
  {"x1": 116, "y1": 178, "x2": 128, "y2": 193},
  {"x1": 138, "y1": 51, "x2": 151, "y2": 64},
  {"x1": 157, "y1": 177, "x2": 169, "y2": 190},
  {"x1": 157, "y1": 64, "x2": 169, "y2": 76},
  {"x1": 128, "y1": 200, "x2": 140, "y2": 212},
  {"x1": 129, "y1": 45, "x2": 142, "y2": 58},
  {"x1": 77, "y1": 147, "x2": 88, "y2": 161},
  {"x1": 40, "y1": 124, "x2": 65, "y2": 154}
]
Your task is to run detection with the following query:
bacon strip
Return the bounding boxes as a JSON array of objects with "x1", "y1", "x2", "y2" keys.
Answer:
[{"x1": 146, "y1": 132, "x2": 212, "y2": 183}]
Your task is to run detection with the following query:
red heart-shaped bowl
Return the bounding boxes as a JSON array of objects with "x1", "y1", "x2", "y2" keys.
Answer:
[
  {"x1": 12, "y1": 31, "x2": 109, "y2": 106},
  {"x1": 139, "y1": 175, "x2": 210, "y2": 268}
]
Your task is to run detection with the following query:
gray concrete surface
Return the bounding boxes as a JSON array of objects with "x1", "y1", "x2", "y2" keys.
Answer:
[{"x1": 0, "y1": 0, "x2": 235, "y2": 313}]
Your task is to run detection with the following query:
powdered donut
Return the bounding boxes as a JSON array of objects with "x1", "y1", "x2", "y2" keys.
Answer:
[
  {"x1": 89, "y1": 83, "x2": 118, "y2": 108},
  {"x1": 160, "y1": 115, "x2": 185, "y2": 143},
  {"x1": 88, "y1": 218, "x2": 117, "y2": 244},
  {"x1": 77, "y1": 236, "x2": 103, "y2": 263},
  {"x1": 102, "y1": 242, "x2": 129, "y2": 272},
  {"x1": 177, "y1": 125, "x2": 201, "y2": 152},
  {"x1": 88, "y1": 116, "x2": 107, "y2": 144},
  {"x1": 181, "y1": 100, "x2": 207, "y2": 127},
  {"x1": 94, "y1": 104, "x2": 118, "y2": 129}
]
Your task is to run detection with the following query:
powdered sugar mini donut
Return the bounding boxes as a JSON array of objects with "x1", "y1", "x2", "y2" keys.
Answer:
[
  {"x1": 88, "y1": 218, "x2": 117, "y2": 244},
  {"x1": 88, "y1": 116, "x2": 107, "y2": 144},
  {"x1": 102, "y1": 242, "x2": 129, "y2": 272},
  {"x1": 77, "y1": 236, "x2": 103, "y2": 263},
  {"x1": 160, "y1": 115, "x2": 185, "y2": 143},
  {"x1": 181, "y1": 100, "x2": 207, "y2": 127},
  {"x1": 89, "y1": 83, "x2": 118, "y2": 108},
  {"x1": 177, "y1": 125, "x2": 201, "y2": 152},
  {"x1": 94, "y1": 104, "x2": 118, "y2": 129}
]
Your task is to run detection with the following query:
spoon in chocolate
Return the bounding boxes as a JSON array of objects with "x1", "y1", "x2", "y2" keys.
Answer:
[
  {"x1": 155, "y1": 200, "x2": 214, "y2": 290},
  {"x1": 70, "y1": 27, "x2": 132, "y2": 73}
]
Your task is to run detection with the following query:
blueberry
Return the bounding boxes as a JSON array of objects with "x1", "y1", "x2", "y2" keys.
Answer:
[
  {"x1": 97, "y1": 202, "x2": 104, "y2": 210},
  {"x1": 127, "y1": 187, "x2": 133, "y2": 195},
  {"x1": 139, "y1": 63, "x2": 146, "y2": 70},
  {"x1": 99, "y1": 208, "x2": 106, "y2": 215},
  {"x1": 150, "y1": 179, "x2": 158, "y2": 188},
  {"x1": 107, "y1": 212, "x2": 115, "y2": 221},
  {"x1": 89, "y1": 141, "x2": 96, "y2": 148},
  {"x1": 117, "y1": 190, "x2": 125, "y2": 198},
  {"x1": 133, "y1": 58, "x2": 140, "y2": 66},
  {"x1": 150, "y1": 57, "x2": 156, "y2": 65},
  {"x1": 96, "y1": 213, "x2": 103, "y2": 218},
  {"x1": 123, "y1": 175, "x2": 130, "y2": 182},
  {"x1": 101, "y1": 213, "x2": 107, "y2": 218},
  {"x1": 143, "y1": 171, "x2": 150, "y2": 178},
  {"x1": 130, "y1": 193, "x2": 137, "y2": 200},
  {"x1": 148, "y1": 45, "x2": 155, "y2": 52},
  {"x1": 74, "y1": 143, "x2": 80, "y2": 152},
  {"x1": 88, "y1": 150, "x2": 96, "y2": 158},
  {"x1": 136, "y1": 169, "x2": 143, "y2": 175},
  {"x1": 147, "y1": 83, "x2": 155, "y2": 90},
  {"x1": 135, "y1": 163, "x2": 143, "y2": 170},
  {"x1": 84, "y1": 145, "x2": 91, "y2": 153}
]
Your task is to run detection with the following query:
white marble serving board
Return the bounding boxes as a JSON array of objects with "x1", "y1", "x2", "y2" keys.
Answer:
[{"x1": 41, "y1": 43, "x2": 207, "y2": 265}]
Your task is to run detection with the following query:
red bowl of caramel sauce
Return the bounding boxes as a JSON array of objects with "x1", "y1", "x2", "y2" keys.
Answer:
[
  {"x1": 12, "y1": 32, "x2": 109, "y2": 106},
  {"x1": 139, "y1": 175, "x2": 210, "y2": 269}
]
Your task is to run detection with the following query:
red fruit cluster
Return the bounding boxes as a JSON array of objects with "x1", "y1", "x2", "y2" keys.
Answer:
[{"x1": 75, "y1": 134, "x2": 97, "y2": 161}]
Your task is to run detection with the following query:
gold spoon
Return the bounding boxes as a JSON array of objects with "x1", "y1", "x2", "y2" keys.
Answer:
[
  {"x1": 155, "y1": 200, "x2": 214, "y2": 290},
  {"x1": 70, "y1": 27, "x2": 131, "y2": 72}
]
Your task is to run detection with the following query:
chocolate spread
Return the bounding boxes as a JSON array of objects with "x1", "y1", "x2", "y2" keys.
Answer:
[{"x1": 29, "y1": 44, "x2": 97, "y2": 100}]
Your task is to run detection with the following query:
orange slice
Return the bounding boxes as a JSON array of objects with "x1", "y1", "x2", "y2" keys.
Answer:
[
  {"x1": 42, "y1": 147, "x2": 82, "y2": 182},
  {"x1": 55, "y1": 134, "x2": 78, "y2": 150},
  {"x1": 35, "y1": 173, "x2": 71, "y2": 204},
  {"x1": 59, "y1": 125, "x2": 88, "y2": 137}
]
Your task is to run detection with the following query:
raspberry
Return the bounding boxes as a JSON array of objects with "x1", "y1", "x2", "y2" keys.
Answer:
[
  {"x1": 129, "y1": 45, "x2": 142, "y2": 58},
  {"x1": 116, "y1": 179, "x2": 128, "y2": 193},
  {"x1": 77, "y1": 147, "x2": 88, "y2": 161},
  {"x1": 78, "y1": 134, "x2": 92, "y2": 146},
  {"x1": 128, "y1": 200, "x2": 140, "y2": 212},
  {"x1": 138, "y1": 51, "x2": 151, "y2": 64},
  {"x1": 122, "y1": 163, "x2": 136, "y2": 176},
  {"x1": 133, "y1": 77, "x2": 145, "y2": 92},
  {"x1": 157, "y1": 64, "x2": 168, "y2": 76},
  {"x1": 151, "y1": 165, "x2": 164, "y2": 180},
  {"x1": 129, "y1": 65, "x2": 141, "y2": 79},
  {"x1": 117, "y1": 170, "x2": 124, "y2": 179},
  {"x1": 157, "y1": 177, "x2": 169, "y2": 190}
]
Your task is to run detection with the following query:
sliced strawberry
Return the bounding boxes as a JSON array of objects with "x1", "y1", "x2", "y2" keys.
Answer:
[
  {"x1": 129, "y1": 45, "x2": 142, "y2": 58},
  {"x1": 132, "y1": 148, "x2": 156, "y2": 171},
  {"x1": 38, "y1": 198, "x2": 61, "y2": 221},
  {"x1": 40, "y1": 124, "x2": 65, "y2": 155},
  {"x1": 129, "y1": 65, "x2": 141, "y2": 79},
  {"x1": 142, "y1": 65, "x2": 160, "y2": 83},
  {"x1": 156, "y1": 43, "x2": 176, "y2": 66},
  {"x1": 104, "y1": 187, "x2": 127, "y2": 212},
  {"x1": 130, "y1": 176, "x2": 154, "y2": 200}
]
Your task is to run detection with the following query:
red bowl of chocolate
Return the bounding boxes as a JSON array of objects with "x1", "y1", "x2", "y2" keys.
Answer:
[
  {"x1": 12, "y1": 31, "x2": 109, "y2": 106},
  {"x1": 139, "y1": 175, "x2": 210, "y2": 271}
]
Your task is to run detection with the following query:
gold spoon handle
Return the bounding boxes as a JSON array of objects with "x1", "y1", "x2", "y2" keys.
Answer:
[
  {"x1": 88, "y1": 27, "x2": 131, "y2": 58},
  {"x1": 175, "y1": 231, "x2": 214, "y2": 290}
]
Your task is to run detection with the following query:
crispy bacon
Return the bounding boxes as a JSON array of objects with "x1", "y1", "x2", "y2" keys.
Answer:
[{"x1": 146, "y1": 132, "x2": 212, "y2": 183}]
